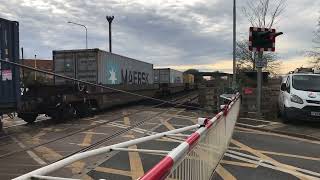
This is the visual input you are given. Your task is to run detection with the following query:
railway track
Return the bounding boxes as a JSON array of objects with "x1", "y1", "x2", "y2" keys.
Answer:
[
  {"x1": 0, "y1": 91, "x2": 200, "y2": 160},
  {"x1": 0, "y1": 91, "x2": 198, "y2": 144}
]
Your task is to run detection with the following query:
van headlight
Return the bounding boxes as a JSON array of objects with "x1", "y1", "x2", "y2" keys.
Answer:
[{"x1": 290, "y1": 94, "x2": 303, "y2": 104}]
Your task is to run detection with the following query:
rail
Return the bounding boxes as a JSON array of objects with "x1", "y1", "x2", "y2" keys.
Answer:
[{"x1": 13, "y1": 93, "x2": 240, "y2": 180}]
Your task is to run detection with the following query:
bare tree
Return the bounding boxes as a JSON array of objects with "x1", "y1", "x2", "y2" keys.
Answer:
[
  {"x1": 236, "y1": 0, "x2": 286, "y2": 74},
  {"x1": 307, "y1": 17, "x2": 320, "y2": 68},
  {"x1": 236, "y1": 40, "x2": 281, "y2": 74},
  {"x1": 243, "y1": 0, "x2": 286, "y2": 28}
]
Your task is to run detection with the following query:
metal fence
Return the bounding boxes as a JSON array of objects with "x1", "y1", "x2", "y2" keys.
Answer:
[
  {"x1": 139, "y1": 93, "x2": 240, "y2": 180},
  {"x1": 14, "y1": 93, "x2": 240, "y2": 180}
]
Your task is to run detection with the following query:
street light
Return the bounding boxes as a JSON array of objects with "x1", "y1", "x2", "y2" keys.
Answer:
[
  {"x1": 106, "y1": 16, "x2": 114, "y2": 53},
  {"x1": 232, "y1": 0, "x2": 237, "y2": 90},
  {"x1": 68, "y1": 21, "x2": 88, "y2": 49}
]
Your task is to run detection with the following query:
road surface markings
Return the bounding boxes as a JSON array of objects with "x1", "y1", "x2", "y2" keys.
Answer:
[
  {"x1": 94, "y1": 167, "x2": 132, "y2": 177},
  {"x1": 239, "y1": 117, "x2": 280, "y2": 124},
  {"x1": 35, "y1": 146, "x2": 92, "y2": 179},
  {"x1": 236, "y1": 122, "x2": 268, "y2": 128},
  {"x1": 226, "y1": 150, "x2": 320, "y2": 179},
  {"x1": 216, "y1": 164, "x2": 237, "y2": 180},
  {"x1": 231, "y1": 139, "x2": 318, "y2": 180},
  {"x1": 235, "y1": 126, "x2": 320, "y2": 145},
  {"x1": 220, "y1": 160, "x2": 258, "y2": 168},
  {"x1": 79, "y1": 122, "x2": 96, "y2": 147},
  {"x1": 124, "y1": 115, "x2": 145, "y2": 180},
  {"x1": 11, "y1": 136, "x2": 47, "y2": 165}
]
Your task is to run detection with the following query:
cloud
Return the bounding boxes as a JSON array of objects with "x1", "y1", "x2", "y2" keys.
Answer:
[{"x1": 0, "y1": 0, "x2": 319, "y2": 73}]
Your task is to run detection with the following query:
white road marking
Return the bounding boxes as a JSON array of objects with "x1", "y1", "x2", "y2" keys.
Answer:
[
  {"x1": 11, "y1": 137, "x2": 47, "y2": 165},
  {"x1": 226, "y1": 150, "x2": 320, "y2": 179},
  {"x1": 236, "y1": 122, "x2": 267, "y2": 128},
  {"x1": 240, "y1": 117, "x2": 281, "y2": 124}
]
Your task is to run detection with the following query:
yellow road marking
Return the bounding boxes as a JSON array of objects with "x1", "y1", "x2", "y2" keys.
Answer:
[
  {"x1": 162, "y1": 120, "x2": 176, "y2": 130},
  {"x1": 231, "y1": 139, "x2": 312, "y2": 180},
  {"x1": 35, "y1": 146, "x2": 92, "y2": 179},
  {"x1": 216, "y1": 164, "x2": 237, "y2": 180},
  {"x1": 79, "y1": 123, "x2": 96, "y2": 147},
  {"x1": 95, "y1": 167, "x2": 132, "y2": 177},
  {"x1": 79, "y1": 132, "x2": 93, "y2": 147},
  {"x1": 123, "y1": 135, "x2": 135, "y2": 138},
  {"x1": 128, "y1": 145, "x2": 145, "y2": 179},
  {"x1": 220, "y1": 160, "x2": 258, "y2": 168},
  {"x1": 123, "y1": 116, "x2": 145, "y2": 180}
]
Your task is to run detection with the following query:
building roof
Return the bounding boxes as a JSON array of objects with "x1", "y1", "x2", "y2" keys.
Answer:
[{"x1": 21, "y1": 59, "x2": 53, "y2": 71}]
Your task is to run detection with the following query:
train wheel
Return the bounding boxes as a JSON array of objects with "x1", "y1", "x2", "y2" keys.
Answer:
[
  {"x1": 18, "y1": 113, "x2": 38, "y2": 123},
  {"x1": 52, "y1": 103, "x2": 77, "y2": 122}
]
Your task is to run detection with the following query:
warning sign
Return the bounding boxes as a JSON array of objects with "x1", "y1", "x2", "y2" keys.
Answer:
[{"x1": 2, "y1": 70, "x2": 12, "y2": 81}]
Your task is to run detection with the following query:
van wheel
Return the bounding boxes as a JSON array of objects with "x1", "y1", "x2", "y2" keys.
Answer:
[{"x1": 282, "y1": 106, "x2": 290, "y2": 124}]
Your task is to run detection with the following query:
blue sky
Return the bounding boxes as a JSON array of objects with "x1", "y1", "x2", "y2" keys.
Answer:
[{"x1": 0, "y1": 0, "x2": 319, "y2": 73}]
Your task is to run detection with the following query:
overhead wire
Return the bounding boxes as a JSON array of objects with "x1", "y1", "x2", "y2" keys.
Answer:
[{"x1": 0, "y1": 59, "x2": 205, "y2": 111}]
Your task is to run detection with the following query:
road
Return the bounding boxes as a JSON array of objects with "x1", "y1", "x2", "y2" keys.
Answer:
[
  {"x1": 213, "y1": 118, "x2": 320, "y2": 180},
  {"x1": 1, "y1": 100, "x2": 319, "y2": 179},
  {"x1": 0, "y1": 92, "x2": 205, "y2": 180}
]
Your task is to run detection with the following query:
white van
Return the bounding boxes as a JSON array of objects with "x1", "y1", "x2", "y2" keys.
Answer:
[{"x1": 278, "y1": 69, "x2": 320, "y2": 123}]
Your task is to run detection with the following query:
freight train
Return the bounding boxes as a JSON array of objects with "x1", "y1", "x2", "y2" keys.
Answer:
[{"x1": 0, "y1": 18, "x2": 196, "y2": 124}]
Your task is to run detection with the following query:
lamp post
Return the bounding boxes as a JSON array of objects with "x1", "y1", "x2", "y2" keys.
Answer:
[
  {"x1": 67, "y1": 21, "x2": 88, "y2": 49},
  {"x1": 34, "y1": 54, "x2": 37, "y2": 81},
  {"x1": 106, "y1": 16, "x2": 114, "y2": 53},
  {"x1": 232, "y1": 0, "x2": 237, "y2": 90}
]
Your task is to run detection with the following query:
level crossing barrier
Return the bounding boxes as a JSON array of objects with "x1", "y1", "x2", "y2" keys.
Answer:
[{"x1": 13, "y1": 93, "x2": 240, "y2": 180}]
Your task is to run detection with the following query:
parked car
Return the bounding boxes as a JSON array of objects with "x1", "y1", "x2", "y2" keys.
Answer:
[{"x1": 278, "y1": 69, "x2": 320, "y2": 123}]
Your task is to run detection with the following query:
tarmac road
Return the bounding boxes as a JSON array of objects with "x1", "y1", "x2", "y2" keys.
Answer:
[{"x1": 213, "y1": 118, "x2": 320, "y2": 180}]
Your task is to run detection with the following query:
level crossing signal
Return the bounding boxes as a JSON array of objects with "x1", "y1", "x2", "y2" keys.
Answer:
[{"x1": 249, "y1": 27, "x2": 283, "y2": 52}]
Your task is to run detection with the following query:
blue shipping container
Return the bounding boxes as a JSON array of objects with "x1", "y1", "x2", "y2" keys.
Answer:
[{"x1": 0, "y1": 18, "x2": 20, "y2": 113}]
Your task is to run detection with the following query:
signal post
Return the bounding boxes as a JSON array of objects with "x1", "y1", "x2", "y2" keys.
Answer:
[{"x1": 249, "y1": 27, "x2": 283, "y2": 116}]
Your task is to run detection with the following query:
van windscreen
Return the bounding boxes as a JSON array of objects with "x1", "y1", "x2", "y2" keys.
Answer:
[{"x1": 292, "y1": 75, "x2": 320, "y2": 92}]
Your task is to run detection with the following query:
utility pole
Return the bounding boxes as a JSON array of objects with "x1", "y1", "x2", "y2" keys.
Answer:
[
  {"x1": 106, "y1": 16, "x2": 114, "y2": 53},
  {"x1": 34, "y1": 54, "x2": 37, "y2": 81},
  {"x1": 232, "y1": 0, "x2": 237, "y2": 90},
  {"x1": 21, "y1": 47, "x2": 24, "y2": 80},
  {"x1": 257, "y1": 52, "x2": 263, "y2": 116}
]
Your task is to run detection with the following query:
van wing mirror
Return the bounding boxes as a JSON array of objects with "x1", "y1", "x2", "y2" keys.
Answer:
[{"x1": 280, "y1": 83, "x2": 287, "y2": 91}]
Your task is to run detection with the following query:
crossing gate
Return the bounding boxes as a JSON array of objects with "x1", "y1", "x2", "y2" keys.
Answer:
[{"x1": 14, "y1": 93, "x2": 240, "y2": 180}]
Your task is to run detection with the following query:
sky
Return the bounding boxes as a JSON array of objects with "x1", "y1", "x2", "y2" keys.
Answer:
[{"x1": 0, "y1": 0, "x2": 319, "y2": 74}]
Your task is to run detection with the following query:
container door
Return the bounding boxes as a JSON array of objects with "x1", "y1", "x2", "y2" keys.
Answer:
[
  {"x1": 54, "y1": 52, "x2": 75, "y2": 84},
  {"x1": 0, "y1": 19, "x2": 20, "y2": 111},
  {"x1": 76, "y1": 51, "x2": 97, "y2": 83}
]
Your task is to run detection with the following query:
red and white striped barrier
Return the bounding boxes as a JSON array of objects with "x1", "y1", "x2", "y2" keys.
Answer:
[
  {"x1": 14, "y1": 93, "x2": 240, "y2": 180},
  {"x1": 139, "y1": 93, "x2": 241, "y2": 180}
]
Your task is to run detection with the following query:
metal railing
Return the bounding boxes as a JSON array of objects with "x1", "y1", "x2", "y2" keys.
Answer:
[
  {"x1": 139, "y1": 93, "x2": 240, "y2": 180},
  {"x1": 13, "y1": 93, "x2": 240, "y2": 180}
]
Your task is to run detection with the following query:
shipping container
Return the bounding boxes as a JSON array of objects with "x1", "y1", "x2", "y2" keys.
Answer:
[
  {"x1": 183, "y1": 74, "x2": 194, "y2": 84},
  {"x1": 0, "y1": 18, "x2": 20, "y2": 113},
  {"x1": 154, "y1": 68, "x2": 183, "y2": 84},
  {"x1": 54, "y1": 49, "x2": 154, "y2": 85}
]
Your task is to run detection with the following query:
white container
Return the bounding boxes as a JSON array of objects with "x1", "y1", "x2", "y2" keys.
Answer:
[
  {"x1": 54, "y1": 49, "x2": 154, "y2": 85},
  {"x1": 154, "y1": 68, "x2": 183, "y2": 84}
]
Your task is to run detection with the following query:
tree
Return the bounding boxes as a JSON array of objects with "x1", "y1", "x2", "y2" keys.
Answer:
[
  {"x1": 236, "y1": 40, "x2": 281, "y2": 74},
  {"x1": 243, "y1": 0, "x2": 286, "y2": 29},
  {"x1": 307, "y1": 18, "x2": 320, "y2": 68},
  {"x1": 236, "y1": 0, "x2": 286, "y2": 74}
]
